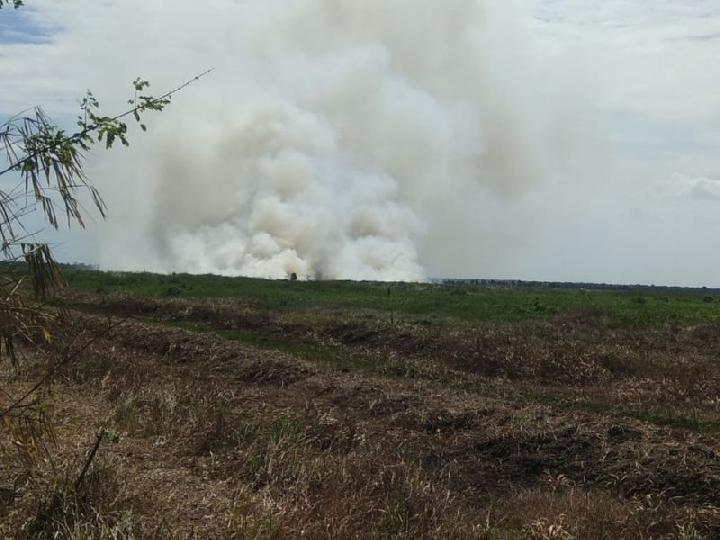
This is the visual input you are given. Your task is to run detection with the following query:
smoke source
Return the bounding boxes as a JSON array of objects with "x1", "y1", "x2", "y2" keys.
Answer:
[{"x1": 92, "y1": 0, "x2": 570, "y2": 281}]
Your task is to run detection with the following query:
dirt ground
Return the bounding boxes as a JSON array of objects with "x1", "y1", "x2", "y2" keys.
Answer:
[{"x1": 2, "y1": 295, "x2": 720, "y2": 538}]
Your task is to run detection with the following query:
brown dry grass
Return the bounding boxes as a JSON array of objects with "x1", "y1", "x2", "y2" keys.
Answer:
[{"x1": 2, "y1": 295, "x2": 720, "y2": 538}]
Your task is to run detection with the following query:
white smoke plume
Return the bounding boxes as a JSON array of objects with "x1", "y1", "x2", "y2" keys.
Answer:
[
  {"x1": 37, "y1": 0, "x2": 577, "y2": 281},
  {"x1": 7, "y1": 0, "x2": 720, "y2": 286}
]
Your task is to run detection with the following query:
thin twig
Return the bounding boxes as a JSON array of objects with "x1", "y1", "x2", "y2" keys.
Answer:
[{"x1": 74, "y1": 430, "x2": 106, "y2": 491}]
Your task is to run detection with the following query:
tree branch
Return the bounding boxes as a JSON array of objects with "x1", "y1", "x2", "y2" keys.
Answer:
[{"x1": 0, "y1": 69, "x2": 214, "y2": 178}]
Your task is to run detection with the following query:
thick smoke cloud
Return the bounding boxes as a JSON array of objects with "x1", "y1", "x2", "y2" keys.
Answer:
[
  {"x1": 4, "y1": 0, "x2": 720, "y2": 286},
  {"x1": 87, "y1": 0, "x2": 569, "y2": 281}
]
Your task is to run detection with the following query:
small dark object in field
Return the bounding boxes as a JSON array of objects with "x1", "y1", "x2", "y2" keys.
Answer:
[
  {"x1": 703, "y1": 296, "x2": 714, "y2": 303},
  {"x1": 290, "y1": 272, "x2": 298, "y2": 281}
]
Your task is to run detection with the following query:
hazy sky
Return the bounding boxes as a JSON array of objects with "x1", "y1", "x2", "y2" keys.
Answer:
[{"x1": 1, "y1": 1, "x2": 719, "y2": 286}]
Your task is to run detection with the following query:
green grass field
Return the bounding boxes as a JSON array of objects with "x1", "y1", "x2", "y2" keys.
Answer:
[{"x1": 63, "y1": 268, "x2": 720, "y2": 327}]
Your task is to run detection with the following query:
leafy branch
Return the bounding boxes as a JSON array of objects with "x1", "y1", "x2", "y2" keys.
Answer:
[
  {"x1": 0, "y1": 68, "x2": 211, "y2": 459},
  {"x1": 0, "y1": 0, "x2": 211, "y2": 512},
  {"x1": 0, "y1": 70, "x2": 212, "y2": 254},
  {"x1": 0, "y1": 0, "x2": 24, "y2": 9}
]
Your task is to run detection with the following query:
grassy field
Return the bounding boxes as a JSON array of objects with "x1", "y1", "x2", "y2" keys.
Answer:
[
  {"x1": 64, "y1": 268, "x2": 720, "y2": 326},
  {"x1": 2, "y1": 270, "x2": 720, "y2": 538}
]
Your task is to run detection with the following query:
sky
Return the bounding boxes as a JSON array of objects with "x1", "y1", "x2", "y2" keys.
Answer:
[{"x1": 1, "y1": 0, "x2": 720, "y2": 286}]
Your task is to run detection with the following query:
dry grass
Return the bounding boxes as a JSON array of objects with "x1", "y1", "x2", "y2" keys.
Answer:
[{"x1": 2, "y1": 295, "x2": 720, "y2": 538}]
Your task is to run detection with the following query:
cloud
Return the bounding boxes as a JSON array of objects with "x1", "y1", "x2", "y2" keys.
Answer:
[
  {"x1": 534, "y1": 1, "x2": 720, "y2": 124},
  {"x1": 653, "y1": 174, "x2": 720, "y2": 201},
  {"x1": 0, "y1": 7, "x2": 53, "y2": 44}
]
